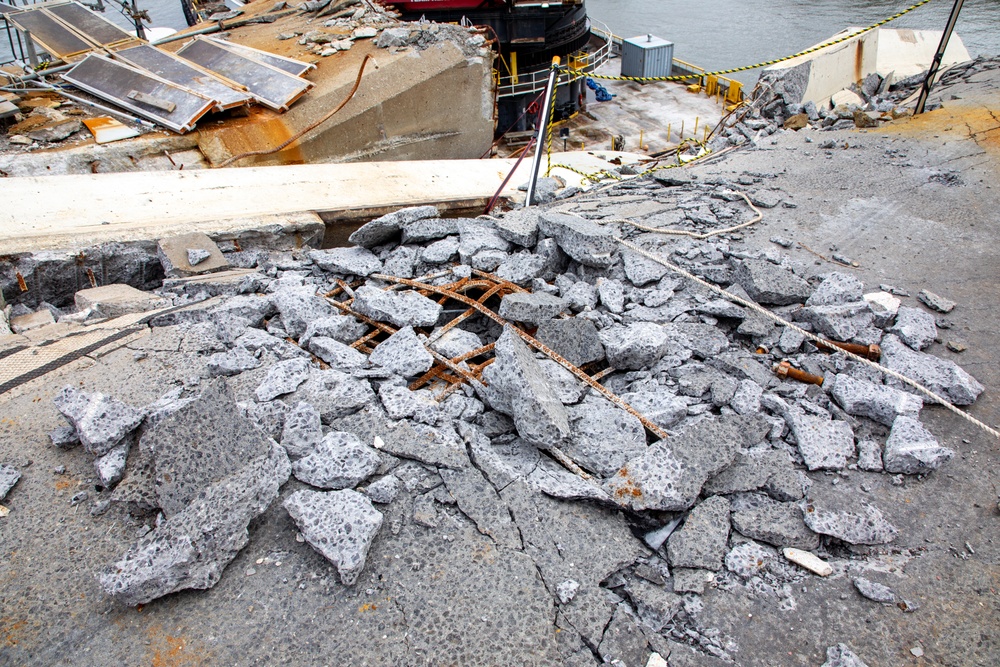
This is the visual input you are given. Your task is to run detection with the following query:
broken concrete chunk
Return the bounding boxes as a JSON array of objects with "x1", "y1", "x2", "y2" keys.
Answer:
[
  {"x1": 148, "y1": 379, "x2": 271, "y2": 517},
  {"x1": 0, "y1": 464, "x2": 21, "y2": 501},
  {"x1": 493, "y1": 208, "x2": 539, "y2": 247},
  {"x1": 821, "y1": 644, "x2": 870, "y2": 667},
  {"x1": 458, "y1": 224, "x2": 512, "y2": 265},
  {"x1": 281, "y1": 401, "x2": 323, "y2": 459},
  {"x1": 352, "y1": 286, "x2": 442, "y2": 328},
  {"x1": 556, "y1": 579, "x2": 580, "y2": 604},
  {"x1": 308, "y1": 247, "x2": 383, "y2": 277},
  {"x1": 284, "y1": 489, "x2": 383, "y2": 586},
  {"x1": 399, "y1": 216, "x2": 460, "y2": 244},
  {"x1": 704, "y1": 449, "x2": 801, "y2": 498},
  {"x1": 917, "y1": 289, "x2": 955, "y2": 313},
  {"x1": 795, "y1": 302, "x2": 873, "y2": 342},
  {"x1": 364, "y1": 474, "x2": 400, "y2": 504},
  {"x1": 480, "y1": 327, "x2": 570, "y2": 450},
  {"x1": 526, "y1": 458, "x2": 612, "y2": 503},
  {"x1": 292, "y1": 431, "x2": 381, "y2": 489},
  {"x1": 348, "y1": 205, "x2": 438, "y2": 248},
  {"x1": 157, "y1": 232, "x2": 228, "y2": 277},
  {"x1": 880, "y1": 334, "x2": 983, "y2": 406},
  {"x1": 535, "y1": 318, "x2": 604, "y2": 368},
  {"x1": 733, "y1": 259, "x2": 812, "y2": 305},
  {"x1": 729, "y1": 379, "x2": 763, "y2": 416},
  {"x1": 207, "y1": 346, "x2": 261, "y2": 377},
  {"x1": 779, "y1": 405, "x2": 855, "y2": 471},
  {"x1": 99, "y1": 442, "x2": 290, "y2": 605},
  {"x1": 10, "y1": 309, "x2": 54, "y2": 333},
  {"x1": 597, "y1": 278, "x2": 625, "y2": 313},
  {"x1": 883, "y1": 416, "x2": 954, "y2": 474},
  {"x1": 565, "y1": 394, "x2": 647, "y2": 478},
  {"x1": 853, "y1": 577, "x2": 896, "y2": 603},
  {"x1": 730, "y1": 496, "x2": 819, "y2": 550},
  {"x1": 49, "y1": 424, "x2": 80, "y2": 450},
  {"x1": 242, "y1": 399, "x2": 291, "y2": 440},
  {"x1": 782, "y1": 547, "x2": 832, "y2": 577},
  {"x1": 672, "y1": 568, "x2": 712, "y2": 594},
  {"x1": 308, "y1": 336, "x2": 368, "y2": 370},
  {"x1": 667, "y1": 496, "x2": 731, "y2": 571},
  {"x1": 74, "y1": 284, "x2": 168, "y2": 318},
  {"x1": 95, "y1": 440, "x2": 129, "y2": 489},
  {"x1": 606, "y1": 416, "x2": 744, "y2": 511},
  {"x1": 828, "y1": 373, "x2": 921, "y2": 426},
  {"x1": 429, "y1": 327, "x2": 482, "y2": 360},
  {"x1": 803, "y1": 502, "x2": 898, "y2": 545},
  {"x1": 623, "y1": 248, "x2": 670, "y2": 286},
  {"x1": 863, "y1": 291, "x2": 900, "y2": 327},
  {"x1": 807, "y1": 272, "x2": 864, "y2": 306},
  {"x1": 597, "y1": 605, "x2": 652, "y2": 667},
  {"x1": 856, "y1": 439, "x2": 884, "y2": 472},
  {"x1": 601, "y1": 322, "x2": 670, "y2": 371},
  {"x1": 497, "y1": 292, "x2": 567, "y2": 324},
  {"x1": 440, "y1": 458, "x2": 521, "y2": 549},
  {"x1": 537, "y1": 211, "x2": 618, "y2": 268},
  {"x1": 725, "y1": 541, "x2": 778, "y2": 581},
  {"x1": 368, "y1": 326, "x2": 433, "y2": 377},
  {"x1": 187, "y1": 248, "x2": 210, "y2": 266},
  {"x1": 889, "y1": 306, "x2": 938, "y2": 350},
  {"x1": 54, "y1": 387, "x2": 145, "y2": 457},
  {"x1": 378, "y1": 384, "x2": 440, "y2": 423},
  {"x1": 300, "y1": 315, "x2": 368, "y2": 347},
  {"x1": 420, "y1": 236, "x2": 459, "y2": 264},
  {"x1": 290, "y1": 369, "x2": 375, "y2": 423},
  {"x1": 271, "y1": 288, "x2": 336, "y2": 339},
  {"x1": 496, "y1": 253, "x2": 546, "y2": 285},
  {"x1": 255, "y1": 357, "x2": 311, "y2": 401}
]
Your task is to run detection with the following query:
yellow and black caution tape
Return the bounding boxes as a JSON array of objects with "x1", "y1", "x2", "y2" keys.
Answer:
[{"x1": 589, "y1": 0, "x2": 935, "y2": 83}]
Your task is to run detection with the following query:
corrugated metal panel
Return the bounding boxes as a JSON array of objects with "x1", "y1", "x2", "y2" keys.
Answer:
[
  {"x1": 5, "y1": 8, "x2": 94, "y2": 58},
  {"x1": 204, "y1": 36, "x2": 315, "y2": 78},
  {"x1": 63, "y1": 54, "x2": 215, "y2": 133},
  {"x1": 176, "y1": 37, "x2": 313, "y2": 112},
  {"x1": 621, "y1": 34, "x2": 673, "y2": 79},
  {"x1": 115, "y1": 44, "x2": 253, "y2": 111}
]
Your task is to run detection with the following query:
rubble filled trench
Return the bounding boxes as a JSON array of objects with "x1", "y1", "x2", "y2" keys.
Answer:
[{"x1": 1, "y1": 69, "x2": 1000, "y2": 667}]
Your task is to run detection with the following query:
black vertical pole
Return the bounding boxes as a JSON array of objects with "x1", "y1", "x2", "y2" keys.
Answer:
[{"x1": 914, "y1": 0, "x2": 965, "y2": 115}]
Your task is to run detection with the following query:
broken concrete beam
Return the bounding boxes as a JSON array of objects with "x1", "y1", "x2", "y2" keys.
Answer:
[
  {"x1": 667, "y1": 496, "x2": 731, "y2": 571},
  {"x1": 74, "y1": 284, "x2": 168, "y2": 318},
  {"x1": 883, "y1": 416, "x2": 954, "y2": 474},
  {"x1": 157, "y1": 232, "x2": 229, "y2": 277},
  {"x1": 53, "y1": 387, "x2": 145, "y2": 457},
  {"x1": 828, "y1": 373, "x2": 922, "y2": 426},
  {"x1": 99, "y1": 441, "x2": 290, "y2": 606},
  {"x1": 497, "y1": 292, "x2": 567, "y2": 325},
  {"x1": 730, "y1": 496, "x2": 819, "y2": 550},
  {"x1": 599, "y1": 322, "x2": 669, "y2": 370},
  {"x1": 308, "y1": 247, "x2": 383, "y2": 277},
  {"x1": 480, "y1": 327, "x2": 570, "y2": 450},
  {"x1": 888, "y1": 306, "x2": 938, "y2": 350},
  {"x1": 604, "y1": 415, "x2": 746, "y2": 511},
  {"x1": 292, "y1": 431, "x2": 381, "y2": 489},
  {"x1": 348, "y1": 205, "x2": 438, "y2": 248},
  {"x1": 351, "y1": 285, "x2": 442, "y2": 328},
  {"x1": 0, "y1": 464, "x2": 21, "y2": 501},
  {"x1": 564, "y1": 394, "x2": 647, "y2": 478},
  {"x1": 917, "y1": 289, "x2": 955, "y2": 313},
  {"x1": 147, "y1": 379, "x2": 272, "y2": 517},
  {"x1": 368, "y1": 326, "x2": 433, "y2": 377},
  {"x1": 802, "y1": 502, "x2": 898, "y2": 545},
  {"x1": 10, "y1": 309, "x2": 54, "y2": 333},
  {"x1": 732, "y1": 259, "x2": 812, "y2": 305},
  {"x1": 283, "y1": 488, "x2": 383, "y2": 585},
  {"x1": 880, "y1": 334, "x2": 983, "y2": 405},
  {"x1": 537, "y1": 211, "x2": 618, "y2": 268}
]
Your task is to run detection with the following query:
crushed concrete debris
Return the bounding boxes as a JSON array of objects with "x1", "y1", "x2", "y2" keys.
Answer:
[{"x1": 0, "y1": 464, "x2": 21, "y2": 501}]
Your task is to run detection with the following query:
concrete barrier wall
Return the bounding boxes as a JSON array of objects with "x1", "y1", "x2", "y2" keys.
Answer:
[{"x1": 765, "y1": 29, "x2": 879, "y2": 107}]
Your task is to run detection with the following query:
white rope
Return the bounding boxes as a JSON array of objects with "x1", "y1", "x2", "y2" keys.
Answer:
[
  {"x1": 596, "y1": 191, "x2": 764, "y2": 240},
  {"x1": 608, "y1": 235, "x2": 999, "y2": 440}
]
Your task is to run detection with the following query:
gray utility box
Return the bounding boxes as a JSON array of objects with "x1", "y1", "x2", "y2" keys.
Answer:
[{"x1": 621, "y1": 34, "x2": 674, "y2": 79}]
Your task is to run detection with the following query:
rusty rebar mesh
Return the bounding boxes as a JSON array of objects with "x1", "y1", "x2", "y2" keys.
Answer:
[{"x1": 322, "y1": 269, "x2": 670, "y2": 442}]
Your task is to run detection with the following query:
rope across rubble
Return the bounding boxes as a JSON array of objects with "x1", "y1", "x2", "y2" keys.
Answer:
[{"x1": 557, "y1": 201, "x2": 999, "y2": 440}]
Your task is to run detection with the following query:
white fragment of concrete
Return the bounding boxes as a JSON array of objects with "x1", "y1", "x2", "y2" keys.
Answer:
[{"x1": 782, "y1": 547, "x2": 833, "y2": 576}]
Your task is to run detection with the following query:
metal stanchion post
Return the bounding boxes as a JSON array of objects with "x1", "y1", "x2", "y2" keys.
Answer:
[{"x1": 524, "y1": 56, "x2": 561, "y2": 208}]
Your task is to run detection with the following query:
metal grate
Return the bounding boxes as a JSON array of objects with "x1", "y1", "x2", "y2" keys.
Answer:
[{"x1": 5, "y1": 7, "x2": 93, "y2": 58}]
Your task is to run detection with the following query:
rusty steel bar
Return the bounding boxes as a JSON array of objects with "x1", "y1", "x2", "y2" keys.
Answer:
[
  {"x1": 371, "y1": 273, "x2": 670, "y2": 440},
  {"x1": 774, "y1": 361, "x2": 825, "y2": 386},
  {"x1": 815, "y1": 339, "x2": 881, "y2": 361}
]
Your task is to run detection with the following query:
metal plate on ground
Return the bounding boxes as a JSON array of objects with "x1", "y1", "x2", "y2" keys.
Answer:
[
  {"x1": 5, "y1": 7, "x2": 93, "y2": 58},
  {"x1": 204, "y1": 36, "x2": 315, "y2": 77},
  {"x1": 63, "y1": 54, "x2": 215, "y2": 133},
  {"x1": 115, "y1": 44, "x2": 252, "y2": 111},
  {"x1": 46, "y1": 1, "x2": 136, "y2": 47},
  {"x1": 176, "y1": 36, "x2": 313, "y2": 112}
]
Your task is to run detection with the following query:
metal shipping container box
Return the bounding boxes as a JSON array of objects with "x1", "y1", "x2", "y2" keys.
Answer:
[{"x1": 621, "y1": 34, "x2": 674, "y2": 79}]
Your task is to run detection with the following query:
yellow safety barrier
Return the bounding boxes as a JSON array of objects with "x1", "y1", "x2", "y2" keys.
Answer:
[{"x1": 587, "y1": 0, "x2": 935, "y2": 84}]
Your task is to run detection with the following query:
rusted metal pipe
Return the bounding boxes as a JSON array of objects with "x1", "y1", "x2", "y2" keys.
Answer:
[
  {"x1": 774, "y1": 361, "x2": 824, "y2": 386},
  {"x1": 815, "y1": 339, "x2": 881, "y2": 361}
]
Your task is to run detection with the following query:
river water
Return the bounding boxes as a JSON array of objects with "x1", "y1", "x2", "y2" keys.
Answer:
[
  {"x1": 3, "y1": 0, "x2": 999, "y2": 81},
  {"x1": 587, "y1": 0, "x2": 1000, "y2": 84}
]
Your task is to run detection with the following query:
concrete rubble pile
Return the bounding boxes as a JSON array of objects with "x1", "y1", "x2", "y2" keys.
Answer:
[
  {"x1": 16, "y1": 170, "x2": 985, "y2": 665},
  {"x1": 708, "y1": 56, "x2": 1000, "y2": 151}
]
